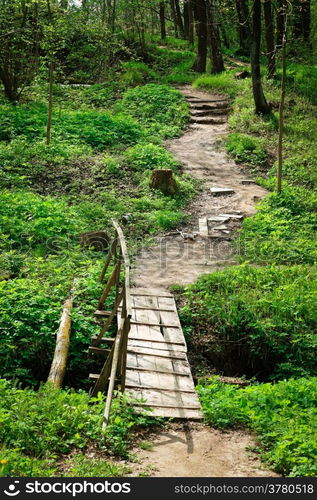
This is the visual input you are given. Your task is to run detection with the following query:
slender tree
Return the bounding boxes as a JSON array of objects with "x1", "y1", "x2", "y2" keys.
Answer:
[
  {"x1": 0, "y1": 0, "x2": 42, "y2": 101},
  {"x1": 263, "y1": 0, "x2": 276, "y2": 79},
  {"x1": 46, "y1": 0, "x2": 54, "y2": 146},
  {"x1": 188, "y1": 0, "x2": 194, "y2": 45},
  {"x1": 170, "y1": 0, "x2": 178, "y2": 36},
  {"x1": 276, "y1": 0, "x2": 286, "y2": 46},
  {"x1": 293, "y1": 0, "x2": 311, "y2": 44},
  {"x1": 194, "y1": 0, "x2": 207, "y2": 72},
  {"x1": 174, "y1": 0, "x2": 185, "y2": 38},
  {"x1": 159, "y1": 1, "x2": 166, "y2": 39},
  {"x1": 184, "y1": 0, "x2": 190, "y2": 39},
  {"x1": 242, "y1": 0, "x2": 271, "y2": 114},
  {"x1": 208, "y1": 0, "x2": 224, "y2": 74},
  {"x1": 277, "y1": 0, "x2": 289, "y2": 194},
  {"x1": 235, "y1": 0, "x2": 249, "y2": 56}
]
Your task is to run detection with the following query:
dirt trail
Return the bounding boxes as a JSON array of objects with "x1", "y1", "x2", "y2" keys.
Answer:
[
  {"x1": 132, "y1": 86, "x2": 267, "y2": 289},
  {"x1": 133, "y1": 423, "x2": 278, "y2": 477},
  {"x1": 130, "y1": 87, "x2": 276, "y2": 477}
]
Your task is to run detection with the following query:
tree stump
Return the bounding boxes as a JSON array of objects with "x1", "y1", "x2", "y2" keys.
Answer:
[{"x1": 149, "y1": 169, "x2": 178, "y2": 195}]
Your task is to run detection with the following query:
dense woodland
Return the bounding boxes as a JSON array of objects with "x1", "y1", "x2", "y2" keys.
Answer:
[{"x1": 0, "y1": 0, "x2": 316, "y2": 478}]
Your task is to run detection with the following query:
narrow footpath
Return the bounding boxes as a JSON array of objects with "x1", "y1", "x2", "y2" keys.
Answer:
[
  {"x1": 130, "y1": 86, "x2": 276, "y2": 477},
  {"x1": 132, "y1": 86, "x2": 267, "y2": 289}
]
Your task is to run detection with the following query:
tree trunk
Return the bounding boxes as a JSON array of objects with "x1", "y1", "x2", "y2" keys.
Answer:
[
  {"x1": 150, "y1": 169, "x2": 178, "y2": 195},
  {"x1": 188, "y1": 0, "x2": 194, "y2": 45},
  {"x1": 46, "y1": 62, "x2": 54, "y2": 145},
  {"x1": 170, "y1": 0, "x2": 179, "y2": 36},
  {"x1": 194, "y1": 0, "x2": 207, "y2": 73},
  {"x1": 250, "y1": 0, "x2": 271, "y2": 114},
  {"x1": 174, "y1": 0, "x2": 185, "y2": 38},
  {"x1": 0, "y1": 68, "x2": 19, "y2": 101},
  {"x1": 293, "y1": 0, "x2": 311, "y2": 43},
  {"x1": 184, "y1": 0, "x2": 190, "y2": 39},
  {"x1": 235, "y1": 0, "x2": 249, "y2": 56},
  {"x1": 302, "y1": 0, "x2": 311, "y2": 43},
  {"x1": 208, "y1": 0, "x2": 224, "y2": 74},
  {"x1": 159, "y1": 2, "x2": 166, "y2": 39},
  {"x1": 276, "y1": 0, "x2": 286, "y2": 47},
  {"x1": 277, "y1": 1, "x2": 288, "y2": 193},
  {"x1": 263, "y1": 0, "x2": 276, "y2": 79},
  {"x1": 111, "y1": 0, "x2": 116, "y2": 33},
  {"x1": 47, "y1": 298, "x2": 73, "y2": 388}
]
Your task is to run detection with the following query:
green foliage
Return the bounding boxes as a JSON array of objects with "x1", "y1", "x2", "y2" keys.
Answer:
[
  {"x1": 0, "y1": 447, "x2": 56, "y2": 478},
  {"x1": 124, "y1": 143, "x2": 178, "y2": 171},
  {"x1": 225, "y1": 133, "x2": 268, "y2": 168},
  {"x1": 0, "y1": 190, "x2": 79, "y2": 251},
  {"x1": 151, "y1": 46, "x2": 197, "y2": 84},
  {"x1": 0, "y1": 381, "x2": 159, "y2": 476},
  {"x1": 64, "y1": 454, "x2": 129, "y2": 477},
  {"x1": 239, "y1": 185, "x2": 317, "y2": 264},
  {"x1": 197, "y1": 377, "x2": 317, "y2": 477},
  {"x1": 118, "y1": 84, "x2": 190, "y2": 138},
  {"x1": 284, "y1": 64, "x2": 317, "y2": 104},
  {"x1": 193, "y1": 72, "x2": 239, "y2": 98},
  {"x1": 120, "y1": 61, "x2": 159, "y2": 86},
  {"x1": 0, "y1": 382, "x2": 105, "y2": 456},
  {"x1": 56, "y1": 111, "x2": 143, "y2": 151},
  {"x1": 0, "y1": 102, "x2": 143, "y2": 152},
  {"x1": 178, "y1": 264, "x2": 317, "y2": 380}
]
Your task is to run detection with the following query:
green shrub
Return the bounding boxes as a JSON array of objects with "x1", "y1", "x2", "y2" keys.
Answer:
[
  {"x1": 197, "y1": 377, "x2": 317, "y2": 476},
  {"x1": 284, "y1": 64, "x2": 317, "y2": 104},
  {"x1": 57, "y1": 111, "x2": 143, "y2": 150},
  {"x1": 0, "y1": 103, "x2": 47, "y2": 141},
  {"x1": 0, "y1": 190, "x2": 80, "y2": 251},
  {"x1": 239, "y1": 185, "x2": 317, "y2": 265},
  {"x1": 270, "y1": 151, "x2": 317, "y2": 191},
  {"x1": 118, "y1": 84, "x2": 189, "y2": 138},
  {"x1": 0, "y1": 447, "x2": 56, "y2": 477},
  {"x1": 193, "y1": 72, "x2": 239, "y2": 98},
  {"x1": 64, "y1": 454, "x2": 129, "y2": 477},
  {"x1": 120, "y1": 61, "x2": 159, "y2": 86},
  {"x1": 178, "y1": 264, "x2": 317, "y2": 380},
  {"x1": 124, "y1": 143, "x2": 178, "y2": 171},
  {"x1": 225, "y1": 133, "x2": 268, "y2": 168},
  {"x1": 0, "y1": 381, "x2": 160, "y2": 476}
]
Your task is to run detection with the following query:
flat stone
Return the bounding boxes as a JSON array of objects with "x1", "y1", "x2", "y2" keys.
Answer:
[
  {"x1": 213, "y1": 225, "x2": 228, "y2": 230},
  {"x1": 220, "y1": 213, "x2": 244, "y2": 220},
  {"x1": 198, "y1": 217, "x2": 209, "y2": 236},
  {"x1": 210, "y1": 187, "x2": 235, "y2": 196},
  {"x1": 207, "y1": 216, "x2": 230, "y2": 223},
  {"x1": 241, "y1": 179, "x2": 257, "y2": 185}
]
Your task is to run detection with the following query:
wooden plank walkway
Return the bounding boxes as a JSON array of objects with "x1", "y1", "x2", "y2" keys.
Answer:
[{"x1": 118, "y1": 287, "x2": 202, "y2": 419}]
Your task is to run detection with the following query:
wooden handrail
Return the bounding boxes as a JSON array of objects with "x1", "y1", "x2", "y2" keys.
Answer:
[{"x1": 90, "y1": 220, "x2": 132, "y2": 429}]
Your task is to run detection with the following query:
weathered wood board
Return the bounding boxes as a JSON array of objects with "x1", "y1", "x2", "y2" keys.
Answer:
[{"x1": 119, "y1": 288, "x2": 202, "y2": 420}]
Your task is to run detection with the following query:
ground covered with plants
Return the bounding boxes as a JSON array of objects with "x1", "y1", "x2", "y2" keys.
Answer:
[
  {"x1": 0, "y1": 29, "x2": 197, "y2": 475},
  {"x1": 1, "y1": 0, "x2": 316, "y2": 480},
  {"x1": 177, "y1": 53, "x2": 317, "y2": 478}
]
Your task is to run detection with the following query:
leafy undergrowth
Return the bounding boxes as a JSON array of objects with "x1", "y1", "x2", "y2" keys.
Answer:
[
  {"x1": 188, "y1": 61, "x2": 317, "y2": 478},
  {"x1": 239, "y1": 185, "x2": 317, "y2": 265},
  {"x1": 0, "y1": 381, "x2": 160, "y2": 477},
  {"x1": 197, "y1": 377, "x2": 317, "y2": 477},
  {"x1": 177, "y1": 264, "x2": 317, "y2": 381},
  {"x1": 0, "y1": 78, "x2": 196, "y2": 387}
]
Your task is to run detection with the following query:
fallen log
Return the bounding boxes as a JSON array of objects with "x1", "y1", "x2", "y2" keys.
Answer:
[{"x1": 47, "y1": 297, "x2": 73, "y2": 388}]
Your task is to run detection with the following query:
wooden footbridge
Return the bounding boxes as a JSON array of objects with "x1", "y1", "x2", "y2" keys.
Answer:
[{"x1": 89, "y1": 220, "x2": 202, "y2": 427}]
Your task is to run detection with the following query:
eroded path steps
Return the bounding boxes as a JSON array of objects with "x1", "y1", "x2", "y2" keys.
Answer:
[{"x1": 120, "y1": 288, "x2": 202, "y2": 419}]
